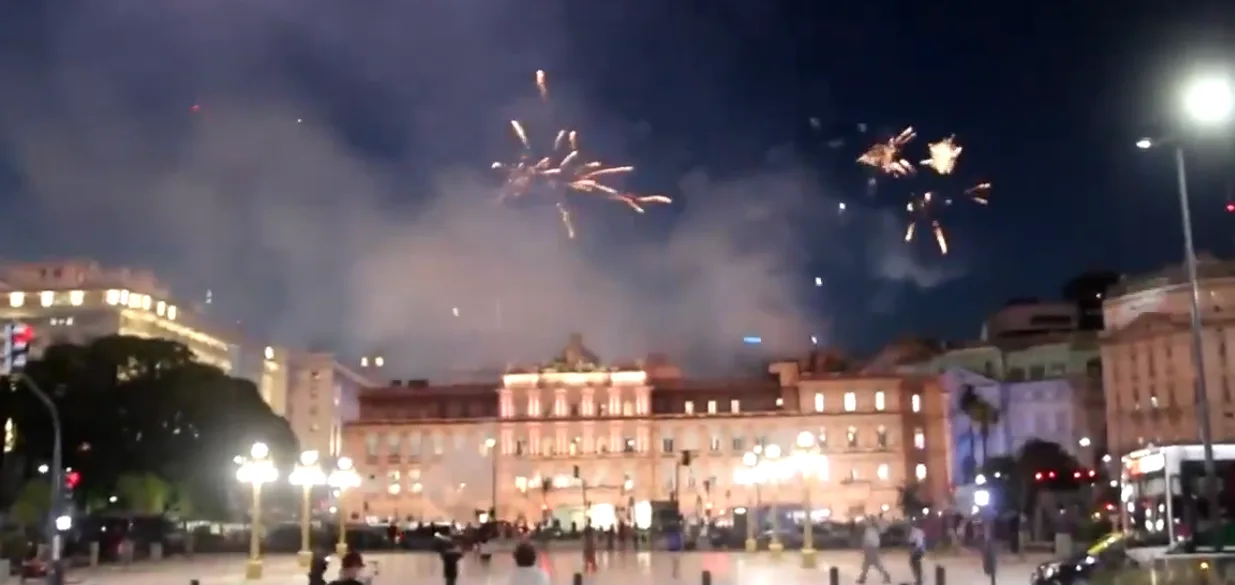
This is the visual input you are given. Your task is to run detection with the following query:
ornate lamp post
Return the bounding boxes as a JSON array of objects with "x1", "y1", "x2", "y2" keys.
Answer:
[
  {"x1": 736, "y1": 452, "x2": 762, "y2": 552},
  {"x1": 328, "y1": 457, "x2": 362, "y2": 556},
  {"x1": 760, "y1": 444, "x2": 784, "y2": 557},
  {"x1": 289, "y1": 450, "x2": 326, "y2": 567},
  {"x1": 236, "y1": 442, "x2": 279, "y2": 580},
  {"x1": 793, "y1": 431, "x2": 828, "y2": 569}
]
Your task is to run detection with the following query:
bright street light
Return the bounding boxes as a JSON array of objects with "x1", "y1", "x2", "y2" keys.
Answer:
[
  {"x1": 328, "y1": 457, "x2": 362, "y2": 556},
  {"x1": 1136, "y1": 138, "x2": 1153, "y2": 150},
  {"x1": 1183, "y1": 76, "x2": 1233, "y2": 124},
  {"x1": 236, "y1": 442, "x2": 278, "y2": 580},
  {"x1": 289, "y1": 450, "x2": 326, "y2": 568}
]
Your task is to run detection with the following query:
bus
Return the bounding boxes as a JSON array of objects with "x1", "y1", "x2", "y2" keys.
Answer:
[{"x1": 1120, "y1": 443, "x2": 1235, "y2": 557}]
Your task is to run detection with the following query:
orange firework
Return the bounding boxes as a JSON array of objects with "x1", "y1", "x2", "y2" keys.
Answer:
[
  {"x1": 857, "y1": 126, "x2": 916, "y2": 177},
  {"x1": 492, "y1": 70, "x2": 670, "y2": 238}
]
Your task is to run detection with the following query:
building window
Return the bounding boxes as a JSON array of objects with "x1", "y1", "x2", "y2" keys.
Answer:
[
  {"x1": 775, "y1": 397, "x2": 784, "y2": 408},
  {"x1": 844, "y1": 393, "x2": 857, "y2": 412},
  {"x1": 39, "y1": 291, "x2": 53, "y2": 307},
  {"x1": 876, "y1": 425, "x2": 888, "y2": 448},
  {"x1": 914, "y1": 428, "x2": 926, "y2": 449},
  {"x1": 911, "y1": 394, "x2": 921, "y2": 413},
  {"x1": 732, "y1": 437, "x2": 745, "y2": 452},
  {"x1": 731, "y1": 400, "x2": 740, "y2": 413},
  {"x1": 662, "y1": 438, "x2": 675, "y2": 453},
  {"x1": 710, "y1": 436, "x2": 721, "y2": 452},
  {"x1": 915, "y1": 464, "x2": 928, "y2": 480},
  {"x1": 848, "y1": 468, "x2": 859, "y2": 482},
  {"x1": 582, "y1": 398, "x2": 594, "y2": 416},
  {"x1": 624, "y1": 438, "x2": 636, "y2": 453},
  {"x1": 623, "y1": 401, "x2": 634, "y2": 416},
  {"x1": 685, "y1": 401, "x2": 695, "y2": 415},
  {"x1": 818, "y1": 429, "x2": 828, "y2": 448},
  {"x1": 847, "y1": 426, "x2": 858, "y2": 448},
  {"x1": 68, "y1": 290, "x2": 84, "y2": 306},
  {"x1": 877, "y1": 464, "x2": 890, "y2": 481},
  {"x1": 814, "y1": 393, "x2": 824, "y2": 412},
  {"x1": 874, "y1": 391, "x2": 886, "y2": 411}
]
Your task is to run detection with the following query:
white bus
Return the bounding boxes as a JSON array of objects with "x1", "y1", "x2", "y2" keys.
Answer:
[{"x1": 1120, "y1": 443, "x2": 1235, "y2": 556}]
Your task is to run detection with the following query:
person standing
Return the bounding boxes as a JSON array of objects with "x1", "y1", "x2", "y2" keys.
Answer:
[
  {"x1": 509, "y1": 542, "x2": 551, "y2": 585},
  {"x1": 908, "y1": 521, "x2": 927, "y2": 585},
  {"x1": 327, "y1": 552, "x2": 367, "y2": 585},
  {"x1": 582, "y1": 521, "x2": 598, "y2": 573},
  {"x1": 856, "y1": 518, "x2": 892, "y2": 584},
  {"x1": 439, "y1": 539, "x2": 463, "y2": 585}
]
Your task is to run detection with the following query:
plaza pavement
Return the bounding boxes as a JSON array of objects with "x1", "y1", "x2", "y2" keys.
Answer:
[{"x1": 63, "y1": 550, "x2": 1051, "y2": 585}]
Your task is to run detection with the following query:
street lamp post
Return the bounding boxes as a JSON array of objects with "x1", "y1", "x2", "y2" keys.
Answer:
[
  {"x1": 793, "y1": 431, "x2": 826, "y2": 569},
  {"x1": 736, "y1": 452, "x2": 763, "y2": 552},
  {"x1": 289, "y1": 450, "x2": 326, "y2": 568},
  {"x1": 761, "y1": 444, "x2": 783, "y2": 557},
  {"x1": 328, "y1": 457, "x2": 362, "y2": 556},
  {"x1": 485, "y1": 438, "x2": 498, "y2": 522},
  {"x1": 235, "y1": 442, "x2": 279, "y2": 580},
  {"x1": 1137, "y1": 74, "x2": 1233, "y2": 540}
]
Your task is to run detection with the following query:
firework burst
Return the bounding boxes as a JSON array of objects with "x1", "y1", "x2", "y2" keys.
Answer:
[
  {"x1": 855, "y1": 127, "x2": 990, "y2": 255},
  {"x1": 491, "y1": 71, "x2": 669, "y2": 238}
]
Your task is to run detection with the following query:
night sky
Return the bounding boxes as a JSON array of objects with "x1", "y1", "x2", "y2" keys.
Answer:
[{"x1": 0, "y1": 0, "x2": 1232, "y2": 374}]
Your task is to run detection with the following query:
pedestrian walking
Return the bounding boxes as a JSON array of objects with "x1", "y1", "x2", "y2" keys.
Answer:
[
  {"x1": 908, "y1": 521, "x2": 927, "y2": 585},
  {"x1": 856, "y1": 518, "x2": 891, "y2": 584}
]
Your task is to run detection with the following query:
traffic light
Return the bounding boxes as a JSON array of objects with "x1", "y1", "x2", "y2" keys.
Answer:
[{"x1": 2, "y1": 321, "x2": 33, "y2": 375}]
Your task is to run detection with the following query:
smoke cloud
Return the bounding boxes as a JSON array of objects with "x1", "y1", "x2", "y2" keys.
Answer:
[{"x1": 0, "y1": 0, "x2": 955, "y2": 377}]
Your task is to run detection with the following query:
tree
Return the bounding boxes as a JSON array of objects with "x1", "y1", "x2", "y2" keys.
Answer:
[
  {"x1": 958, "y1": 384, "x2": 1000, "y2": 481},
  {"x1": 10, "y1": 479, "x2": 51, "y2": 534},
  {"x1": 1, "y1": 335, "x2": 299, "y2": 521},
  {"x1": 114, "y1": 472, "x2": 171, "y2": 516}
]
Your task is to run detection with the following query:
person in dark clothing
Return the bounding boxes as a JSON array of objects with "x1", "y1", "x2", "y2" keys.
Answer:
[
  {"x1": 440, "y1": 539, "x2": 464, "y2": 585},
  {"x1": 327, "y1": 551, "x2": 365, "y2": 585}
]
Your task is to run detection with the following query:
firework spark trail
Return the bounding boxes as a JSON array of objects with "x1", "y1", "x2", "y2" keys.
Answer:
[
  {"x1": 491, "y1": 70, "x2": 671, "y2": 238},
  {"x1": 536, "y1": 69, "x2": 548, "y2": 102}
]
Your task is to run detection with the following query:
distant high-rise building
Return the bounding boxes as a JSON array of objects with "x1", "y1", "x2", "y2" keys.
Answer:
[
  {"x1": 1062, "y1": 271, "x2": 1119, "y2": 331},
  {"x1": 287, "y1": 353, "x2": 371, "y2": 456},
  {"x1": 0, "y1": 260, "x2": 234, "y2": 372}
]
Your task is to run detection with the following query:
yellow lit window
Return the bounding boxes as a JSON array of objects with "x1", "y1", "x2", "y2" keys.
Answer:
[
  {"x1": 9, "y1": 292, "x2": 23, "y2": 308},
  {"x1": 69, "y1": 290, "x2": 84, "y2": 306}
]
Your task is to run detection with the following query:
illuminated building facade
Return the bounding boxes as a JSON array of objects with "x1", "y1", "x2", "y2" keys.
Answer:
[
  {"x1": 0, "y1": 260, "x2": 233, "y2": 372},
  {"x1": 341, "y1": 335, "x2": 950, "y2": 527},
  {"x1": 1101, "y1": 256, "x2": 1235, "y2": 456},
  {"x1": 287, "y1": 353, "x2": 369, "y2": 457}
]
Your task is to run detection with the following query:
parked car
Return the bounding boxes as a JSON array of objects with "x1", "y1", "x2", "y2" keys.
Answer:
[{"x1": 1031, "y1": 532, "x2": 1135, "y2": 585}]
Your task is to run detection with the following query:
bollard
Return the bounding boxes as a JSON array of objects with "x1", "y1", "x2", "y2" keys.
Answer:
[
  {"x1": 573, "y1": 572, "x2": 583, "y2": 585},
  {"x1": 88, "y1": 542, "x2": 100, "y2": 567},
  {"x1": 935, "y1": 564, "x2": 946, "y2": 585},
  {"x1": 701, "y1": 570, "x2": 712, "y2": 585},
  {"x1": 828, "y1": 566, "x2": 839, "y2": 585}
]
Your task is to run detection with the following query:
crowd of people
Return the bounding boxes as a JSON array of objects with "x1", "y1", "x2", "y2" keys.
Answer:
[{"x1": 316, "y1": 516, "x2": 932, "y2": 585}]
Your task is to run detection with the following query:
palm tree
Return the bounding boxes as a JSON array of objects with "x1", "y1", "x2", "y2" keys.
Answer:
[
  {"x1": 898, "y1": 481, "x2": 929, "y2": 519},
  {"x1": 958, "y1": 384, "x2": 1001, "y2": 480}
]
